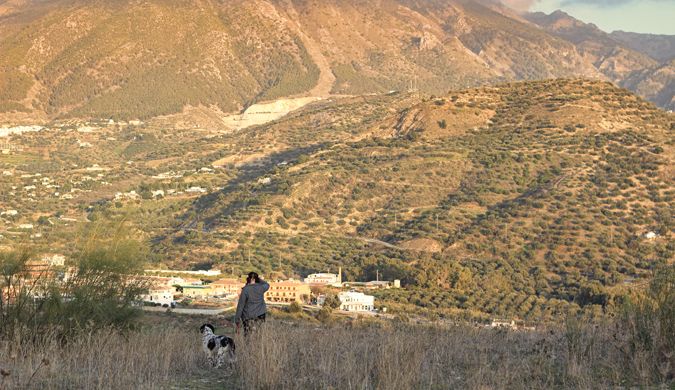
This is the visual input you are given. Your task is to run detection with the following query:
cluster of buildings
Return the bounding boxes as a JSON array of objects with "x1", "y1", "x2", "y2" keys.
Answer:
[
  {"x1": 139, "y1": 267, "x2": 398, "y2": 313},
  {"x1": 1, "y1": 255, "x2": 395, "y2": 315},
  {"x1": 141, "y1": 276, "x2": 313, "y2": 307}
]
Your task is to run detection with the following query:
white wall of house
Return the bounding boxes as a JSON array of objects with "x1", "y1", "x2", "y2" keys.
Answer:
[
  {"x1": 338, "y1": 291, "x2": 375, "y2": 312},
  {"x1": 142, "y1": 289, "x2": 175, "y2": 306}
]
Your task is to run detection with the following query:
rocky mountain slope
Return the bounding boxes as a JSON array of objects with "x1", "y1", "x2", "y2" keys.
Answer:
[
  {"x1": 0, "y1": 0, "x2": 671, "y2": 122},
  {"x1": 609, "y1": 31, "x2": 675, "y2": 62},
  {"x1": 525, "y1": 10, "x2": 674, "y2": 110}
]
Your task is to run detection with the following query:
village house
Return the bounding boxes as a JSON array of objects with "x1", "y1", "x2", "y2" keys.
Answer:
[
  {"x1": 266, "y1": 280, "x2": 311, "y2": 304},
  {"x1": 23, "y1": 259, "x2": 57, "y2": 280},
  {"x1": 41, "y1": 254, "x2": 66, "y2": 266},
  {"x1": 304, "y1": 267, "x2": 342, "y2": 286},
  {"x1": 141, "y1": 282, "x2": 176, "y2": 306},
  {"x1": 210, "y1": 278, "x2": 244, "y2": 297},
  {"x1": 338, "y1": 291, "x2": 375, "y2": 312},
  {"x1": 152, "y1": 171, "x2": 183, "y2": 180},
  {"x1": 114, "y1": 191, "x2": 139, "y2": 201},
  {"x1": 489, "y1": 319, "x2": 517, "y2": 329},
  {"x1": 644, "y1": 231, "x2": 658, "y2": 240},
  {"x1": 137, "y1": 275, "x2": 185, "y2": 289},
  {"x1": 185, "y1": 186, "x2": 207, "y2": 194},
  {"x1": 177, "y1": 284, "x2": 212, "y2": 299},
  {"x1": 343, "y1": 279, "x2": 401, "y2": 289}
]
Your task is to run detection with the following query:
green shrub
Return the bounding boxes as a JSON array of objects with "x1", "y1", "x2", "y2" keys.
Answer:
[{"x1": 0, "y1": 224, "x2": 147, "y2": 341}]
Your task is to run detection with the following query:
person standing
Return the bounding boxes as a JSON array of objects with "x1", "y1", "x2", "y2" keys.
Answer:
[{"x1": 234, "y1": 272, "x2": 269, "y2": 335}]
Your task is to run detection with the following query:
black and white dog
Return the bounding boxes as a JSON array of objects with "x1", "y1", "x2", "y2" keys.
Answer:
[{"x1": 199, "y1": 323, "x2": 236, "y2": 368}]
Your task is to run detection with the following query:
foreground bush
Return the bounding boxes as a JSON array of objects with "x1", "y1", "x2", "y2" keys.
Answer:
[
  {"x1": 613, "y1": 265, "x2": 674, "y2": 383},
  {"x1": 0, "y1": 223, "x2": 147, "y2": 341}
]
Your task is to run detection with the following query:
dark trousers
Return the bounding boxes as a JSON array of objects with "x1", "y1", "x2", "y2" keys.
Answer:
[{"x1": 242, "y1": 313, "x2": 266, "y2": 336}]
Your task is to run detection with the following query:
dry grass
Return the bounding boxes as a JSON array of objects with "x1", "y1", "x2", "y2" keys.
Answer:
[
  {"x1": 0, "y1": 325, "x2": 203, "y2": 389},
  {"x1": 233, "y1": 316, "x2": 671, "y2": 390},
  {"x1": 1, "y1": 312, "x2": 671, "y2": 389}
]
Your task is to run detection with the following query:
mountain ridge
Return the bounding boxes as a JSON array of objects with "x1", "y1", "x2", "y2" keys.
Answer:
[{"x1": 0, "y1": 0, "x2": 672, "y2": 122}]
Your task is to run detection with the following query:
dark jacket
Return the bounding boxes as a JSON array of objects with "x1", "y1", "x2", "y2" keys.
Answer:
[{"x1": 234, "y1": 281, "x2": 270, "y2": 323}]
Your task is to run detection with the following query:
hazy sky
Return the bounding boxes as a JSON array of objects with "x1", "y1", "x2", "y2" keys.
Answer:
[{"x1": 502, "y1": 0, "x2": 675, "y2": 35}]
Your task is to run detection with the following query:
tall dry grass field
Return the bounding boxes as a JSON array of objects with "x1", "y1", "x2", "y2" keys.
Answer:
[
  {"x1": 233, "y1": 319, "x2": 660, "y2": 390},
  {"x1": 0, "y1": 326, "x2": 203, "y2": 389},
  {"x1": 0, "y1": 313, "x2": 672, "y2": 389}
]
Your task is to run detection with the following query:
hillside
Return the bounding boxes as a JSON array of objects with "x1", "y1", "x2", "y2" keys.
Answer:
[
  {"x1": 4, "y1": 79, "x2": 670, "y2": 321},
  {"x1": 609, "y1": 31, "x2": 675, "y2": 62},
  {"x1": 154, "y1": 79, "x2": 672, "y2": 319},
  {"x1": 0, "y1": 0, "x2": 672, "y2": 122}
]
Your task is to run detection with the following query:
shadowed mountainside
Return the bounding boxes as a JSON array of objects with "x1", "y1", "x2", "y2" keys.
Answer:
[
  {"x1": 525, "y1": 10, "x2": 674, "y2": 110},
  {"x1": 0, "y1": 0, "x2": 672, "y2": 121}
]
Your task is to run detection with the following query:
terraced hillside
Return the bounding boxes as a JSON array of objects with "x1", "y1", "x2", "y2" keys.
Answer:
[
  {"x1": 1, "y1": 79, "x2": 672, "y2": 320},
  {"x1": 145, "y1": 79, "x2": 671, "y2": 320},
  {"x1": 0, "y1": 0, "x2": 672, "y2": 122}
]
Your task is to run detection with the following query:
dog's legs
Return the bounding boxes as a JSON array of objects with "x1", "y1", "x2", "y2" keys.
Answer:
[{"x1": 216, "y1": 348, "x2": 228, "y2": 368}]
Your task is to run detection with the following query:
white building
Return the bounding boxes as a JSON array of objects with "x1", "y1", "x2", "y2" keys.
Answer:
[
  {"x1": 141, "y1": 287, "x2": 175, "y2": 306},
  {"x1": 185, "y1": 186, "x2": 207, "y2": 194},
  {"x1": 305, "y1": 267, "x2": 342, "y2": 286},
  {"x1": 338, "y1": 291, "x2": 375, "y2": 312},
  {"x1": 489, "y1": 319, "x2": 517, "y2": 329},
  {"x1": 114, "y1": 191, "x2": 139, "y2": 200},
  {"x1": 644, "y1": 231, "x2": 658, "y2": 240},
  {"x1": 42, "y1": 254, "x2": 66, "y2": 266}
]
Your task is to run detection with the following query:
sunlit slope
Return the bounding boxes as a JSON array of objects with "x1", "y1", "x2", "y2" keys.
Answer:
[{"x1": 145, "y1": 79, "x2": 672, "y2": 318}]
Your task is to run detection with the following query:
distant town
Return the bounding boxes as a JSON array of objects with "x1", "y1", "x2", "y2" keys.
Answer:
[{"x1": 140, "y1": 267, "x2": 399, "y2": 314}]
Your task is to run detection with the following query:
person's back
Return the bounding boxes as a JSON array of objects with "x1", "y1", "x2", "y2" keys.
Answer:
[{"x1": 234, "y1": 272, "x2": 269, "y2": 334}]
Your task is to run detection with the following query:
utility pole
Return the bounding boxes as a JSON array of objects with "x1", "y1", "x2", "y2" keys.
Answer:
[
  {"x1": 435, "y1": 214, "x2": 439, "y2": 231},
  {"x1": 376, "y1": 269, "x2": 379, "y2": 282}
]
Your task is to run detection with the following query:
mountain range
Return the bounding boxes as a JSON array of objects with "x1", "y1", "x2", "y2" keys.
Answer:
[{"x1": 0, "y1": 0, "x2": 673, "y2": 123}]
